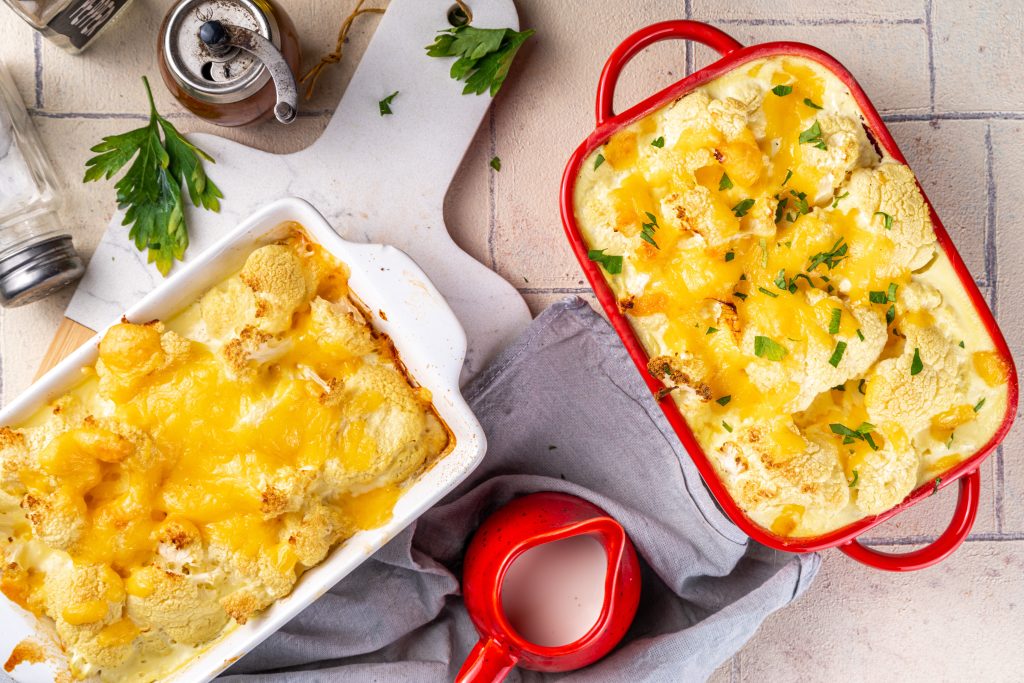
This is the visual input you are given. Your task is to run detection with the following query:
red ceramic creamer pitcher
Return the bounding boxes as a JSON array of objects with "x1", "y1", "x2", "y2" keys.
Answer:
[{"x1": 456, "y1": 492, "x2": 642, "y2": 682}]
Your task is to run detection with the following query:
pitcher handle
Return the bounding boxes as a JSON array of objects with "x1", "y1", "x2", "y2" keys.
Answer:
[{"x1": 455, "y1": 637, "x2": 518, "y2": 683}]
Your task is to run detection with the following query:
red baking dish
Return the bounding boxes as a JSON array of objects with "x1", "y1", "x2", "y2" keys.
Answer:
[{"x1": 559, "y1": 20, "x2": 1019, "y2": 571}]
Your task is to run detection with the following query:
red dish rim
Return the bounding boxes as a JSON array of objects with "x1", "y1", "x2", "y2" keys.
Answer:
[{"x1": 558, "y1": 21, "x2": 1019, "y2": 567}]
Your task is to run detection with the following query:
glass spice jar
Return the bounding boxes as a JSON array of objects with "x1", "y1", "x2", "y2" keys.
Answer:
[
  {"x1": 1, "y1": 0, "x2": 136, "y2": 54},
  {"x1": 0, "y1": 64, "x2": 83, "y2": 307}
]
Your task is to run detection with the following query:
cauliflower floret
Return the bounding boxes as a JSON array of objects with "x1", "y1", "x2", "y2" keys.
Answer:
[
  {"x1": 125, "y1": 566, "x2": 228, "y2": 646},
  {"x1": 800, "y1": 114, "x2": 868, "y2": 186},
  {"x1": 96, "y1": 323, "x2": 191, "y2": 402},
  {"x1": 899, "y1": 279, "x2": 942, "y2": 312},
  {"x1": 0, "y1": 427, "x2": 29, "y2": 495},
  {"x1": 660, "y1": 91, "x2": 715, "y2": 145},
  {"x1": 709, "y1": 97, "x2": 752, "y2": 139},
  {"x1": 843, "y1": 162, "x2": 936, "y2": 273},
  {"x1": 152, "y1": 517, "x2": 205, "y2": 574},
  {"x1": 43, "y1": 562, "x2": 125, "y2": 637},
  {"x1": 647, "y1": 354, "x2": 712, "y2": 404},
  {"x1": 199, "y1": 276, "x2": 258, "y2": 340},
  {"x1": 282, "y1": 501, "x2": 356, "y2": 568},
  {"x1": 237, "y1": 244, "x2": 314, "y2": 335},
  {"x1": 20, "y1": 489, "x2": 85, "y2": 551},
  {"x1": 853, "y1": 446, "x2": 919, "y2": 515},
  {"x1": 258, "y1": 466, "x2": 318, "y2": 518},
  {"x1": 212, "y1": 545, "x2": 296, "y2": 624},
  {"x1": 865, "y1": 324, "x2": 964, "y2": 436},
  {"x1": 660, "y1": 185, "x2": 740, "y2": 246},
  {"x1": 308, "y1": 297, "x2": 378, "y2": 357},
  {"x1": 221, "y1": 325, "x2": 290, "y2": 378}
]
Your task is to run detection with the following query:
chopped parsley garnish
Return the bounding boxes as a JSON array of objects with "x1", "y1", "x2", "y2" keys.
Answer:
[
  {"x1": 886, "y1": 304, "x2": 896, "y2": 325},
  {"x1": 587, "y1": 248, "x2": 622, "y2": 274},
  {"x1": 733, "y1": 291, "x2": 748, "y2": 300},
  {"x1": 910, "y1": 347, "x2": 923, "y2": 375},
  {"x1": 719, "y1": 172, "x2": 733, "y2": 191},
  {"x1": 771, "y1": 84, "x2": 793, "y2": 96},
  {"x1": 789, "y1": 189, "x2": 810, "y2": 215},
  {"x1": 933, "y1": 477, "x2": 942, "y2": 495},
  {"x1": 803, "y1": 97, "x2": 823, "y2": 109},
  {"x1": 722, "y1": 420, "x2": 733, "y2": 433},
  {"x1": 856, "y1": 328, "x2": 865, "y2": 341},
  {"x1": 651, "y1": 136, "x2": 665, "y2": 148},
  {"x1": 725, "y1": 251, "x2": 735, "y2": 262},
  {"x1": 832, "y1": 191, "x2": 849, "y2": 208},
  {"x1": 974, "y1": 398, "x2": 986, "y2": 412},
  {"x1": 640, "y1": 211, "x2": 660, "y2": 249},
  {"x1": 887, "y1": 282, "x2": 898, "y2": 301},
  {"x1": 758, "y1": 286, "x2": 779, "y2": 298},
  {"x1": 828, "y1": 341, "x2": 847, "y2": 367},
  {"x1": 717, "y1": 395, "x2": 732, "y2": 406},
  {"x1": 806, "y1": 237, "x2": 848, "y2": 271},
  {"x1": 959, "y1": 340, "x2": 965, "y2": 348},
  {"x1": 774, "y1": 269, "x2": 788, "y2": 290},
  {"x1": 732, "y1": 198, "x2": 755, "y2": 217},
  {"x1": 378, "y1": 90, "x2": 399, "y2": 115},
  {"x1": 707, "y1": 326, "x2": 718, "y2": 335},
  {"x1": 829, "y1": 308, "x2": 842, "y2": 334},
  {"x1": 849, "y1": 469, "x2": 859, "y2": 487},
  {"x1": 792, "y1": 273, "x2": 815, "y2": 289},
  {"x1": 775, "y1": 197, "x2": 789, "y2": 223},
  {"x1": 874, "y1": 211, "x2": 894, "y2": 230},
  {"x1": 759, "y1": 238, "x2": 769, "y2": 267},
  {"x1": 833, "y1": 383, "x2": 846, "y2": 391},
  {"x1": 869, "y1": 290, "x2": 887, "y2": 304},
  {"x1": 858, "y1": 378, "x2": 866, "y2": 394},
  {"x1": 754, "y1": 335, "x2": 788, "y2": 361},
  {"x1": 593, "y1": 153, "x2": 605, "y2": 170},
  {"x1": 782, "y1": 168, "x2": 793, "y2": 186},
  {"x1": 490, "y1": 155, "x2": 501, "y2": 171},
  {"x1": 830, "y1": 422, "x2": 878, "y2": 449},
  {"x1": 798, "y1": 120, "x2": 827, "y2": 150}
]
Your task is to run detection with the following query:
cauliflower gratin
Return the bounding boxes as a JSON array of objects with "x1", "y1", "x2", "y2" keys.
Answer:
[
  {"x1": 574, "y1": 56, "x2": 1011, "y2": 538},
  {"x1": 0, "y1": 226, "x2": 450, "y2": 681}
]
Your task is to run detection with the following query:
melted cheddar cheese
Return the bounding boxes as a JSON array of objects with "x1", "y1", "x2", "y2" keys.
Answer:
[
  {"x1": 0, "y1": 226, "x2": 450, "y2": 681},
  {"x1": 574, "y1": 56, "x2": 1010, "y2": 537}
]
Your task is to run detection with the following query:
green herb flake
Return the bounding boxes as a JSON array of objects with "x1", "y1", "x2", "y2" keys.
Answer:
[
  {"x1": 706, "y1": 326, "x2": 718, "y2": 335},
  {"x1": 722, "y1": 421, "x2": 733, "y2": 433},
  {"x1": 874, "y1": 211, "x2": 894, "y2": 230},
  {"x1": 789, "y1": 189, "x2": 810, "y2": 215},
  {"x1": 869, "y1": 290, "x2": 888, "y2": 304},
  {"x1": 758, "y1": 286, "x2": 779, "y2": 298},
  {"x1": 829, "y1": 308, "x2": 841, "y2": 334},
  {"x1": 774, "y1": 269, "x2": 788, "y2": 290},
  {"x1": 378, "y1": 90, "x2": 399, "y2": 115},
  {"x1": 806, "y1": 237, "x2": 848, "y2": 272},
  {"x1": 716, "y1": 395, "x2": 732, "y2": 406},
  {"x1": 849, "y1": 470, "x2": 859, "y2": 487},
  {"x1": 719, "y1": 172, "x2": 733, "y2": 191},
  {"x1": 754, "y1": 335, "x2": 788, "y2": 361},
  {"x1": 828, "y1": 341, "x2": 847, "y2": 367},
  {"x1": 775, "y1": 197, "x2": 788, "y2": 223},
  {"x1": 759, "y1": 237, "x2": 769, "y2": 267},
  {"x1": 959, "y1": 340, "x2": 965, "y2": 348},
  {"x1": 887, "y1": 282, "x2": 898, "y2": 302},
  {"x1": 593, "y1": 153, "x2": 605, "y2": 170},
  {"x1": 974, "y1": 397, "x2": 986, "y2": 412},
  {"x1": 425, "y1": 25, "x2": 536, "y2": 96},
  {"x1": 832, "y1": 383, "x2": 846, "y2": 391},
  {"x1": 725, "y1": 251, "x2": 735, "y2": 262},
  {"x1": 803, "y1": 97, "x2": 823, "y2": 109},
  {"x1": 771, "y1": 84, "x2": 793, "y2": 96},
  {"x1": 858, "y1": 378, "x2": 866, "y2": 394},
  {"x1": 933, "y1": 477, "x2": 942, "y2": 495},
  {"x1": 639, "y1": 211, "x2": 660, "y2": 249},
  {"x1": 587, "y1": 248, "x2": 623, "y2": 275},
  {"x1": 782, "y1": 168, "x2": 793, "y2": 186},
  {"x1": 832, "y1": 192, "x2": 850, "y2": 208},
  {"x1": 489, "y1": 155, "x2": 501, "y2": 171},
  {"x1": 732, "y1": 198, "x2": 755, "y2": 217},
  {"x1": 910, "y1": 347, "x2": 924, "y2": 375},
  {"x1": 651, "y1": 136, "x2": 665, "y2": 148},
  {"x1": 856, "y1": 328, "x2": 865, "y2": 342},
  {"x1": 886, "y1": 304, "x2": 896, "y2": 325},
  {"x1": 798, "y1": 120, "x2": 827, "y2": 150},
  {"x1": 733, "y1": 291, "x2": 748, "y2": 301}
]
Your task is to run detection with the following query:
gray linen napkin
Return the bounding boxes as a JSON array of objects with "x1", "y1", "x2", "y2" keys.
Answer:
[{"x1": 217, "y1": 297, "x2": 819, "y2": 682}]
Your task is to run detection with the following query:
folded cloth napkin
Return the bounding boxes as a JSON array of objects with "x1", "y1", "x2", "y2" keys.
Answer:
[{"x1": 222, "y1": 298, "x2": 819, "y2": 682}]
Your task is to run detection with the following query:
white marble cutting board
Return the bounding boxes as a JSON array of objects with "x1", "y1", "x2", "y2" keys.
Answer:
[{"x1": 64, "y1": 0, "x2": 530, "y2": 383}]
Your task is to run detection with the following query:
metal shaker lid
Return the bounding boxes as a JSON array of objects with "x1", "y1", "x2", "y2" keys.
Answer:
[
  {"x1": 162, "y1": 0, "x2": 281, "y2": 105},
  {"x1": 0, "y1": 234, "x2": 84, "y2": 307}
]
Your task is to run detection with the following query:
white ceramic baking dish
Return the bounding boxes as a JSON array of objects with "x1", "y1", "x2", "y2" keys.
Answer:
[{"x1": 0, "y1": 197, "x2": 487, "y2": 682}]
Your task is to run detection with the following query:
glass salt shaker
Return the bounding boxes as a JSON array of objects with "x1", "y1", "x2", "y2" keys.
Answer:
[
  {"x1": 2, "y1": 0, "x2": 136, "y2": 54},
  {"x1": 0, "y1": 64, "x2": 83, "y2": 307}
]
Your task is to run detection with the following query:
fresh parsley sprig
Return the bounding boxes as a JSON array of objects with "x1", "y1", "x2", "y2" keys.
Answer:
[
  {"x1": 426, "y1": 25, "x2": 535, "y2": 96},
  {"x1": 84, "y1": 77, "x2": 222, "y2": 275}
]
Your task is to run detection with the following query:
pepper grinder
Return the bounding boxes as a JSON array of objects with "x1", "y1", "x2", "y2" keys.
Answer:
[{"x1": 157, "y1": 0, "x2": 300, "y2": 127}]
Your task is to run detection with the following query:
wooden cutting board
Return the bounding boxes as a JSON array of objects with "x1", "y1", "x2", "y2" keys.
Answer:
[{"x1": 35, "y1": 0, "x2": 531, "y2": 384}]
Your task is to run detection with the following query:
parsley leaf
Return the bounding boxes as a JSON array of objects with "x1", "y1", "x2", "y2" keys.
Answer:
[
  {"x1": 874, "y1": 211, "x2": 894, "y2": 230},
  {"x1": 803, "y1": 97, "x2": 823, "y2": 109},
  {"x1": 869, "y1": 290, "x2": 888, "y2": 304},
  {"x1": 725, "y1": 251, "x2": 735, "y2": 262},
  {"x1": 959, "y1": 340, "x2": 965, "y2": 348},
  {"x1": 378, "y1": 90, "x2": 399, "y2": 115},
  {"x1": 887, "y1": 282, "x2": 898, "y2": 302},
  {"x1": 830, "y1": 422, "x2": 878, "y2": 450},
  {"x1": 719, "y1": 172, "x2": 733, "y2": 191},
  {"x1": 754, "y1": 335, "x2": 788, "y2": 361},
  {"x1": 829, "y1": 308, "x2": 842, "y2": 334},
  {"x1": 856, "y1": 328, "x2": 865, "y2": 341},
  {"x1": 886, "y1": 304, "x2": 896, "y2": 325},
  {"x1": 593, "y1": 153, "x2": 605, "y2": 170},
  {"x1": 717, "y1": 395, "x2": 732, "y2": 406},
  {"x1": 789, "y1": 189, "x2": 810, "y2": 215},
  {"x1": 651, "y1": 136, "x2": 665, "y2": 148},
  {"x1": 722, "y1": 420, "x2": 733, "y2": 433},
  {"x1": 732, "y1": 198, "x2": 755, "y2": 217},
  {"x1": 587, "y1": 248, "x2": 623, "y2": 274},
  {"x1": 706, "y1": 326, "x2": 718, "y2": 335},
  {"x1": 974, "y1": 397, "x2": 986, "y2": 412},
  {"x1": 858, "y1": 378, "x2": 866, "y2": 394},
  {"x1": 832, "y1": 191, "x2": 849, "y2": 208},
  {"x1": 782, "y1": 168, "x2": 793, "y2": 186},
  {"x1": 490, "y1": 156, "x2": 501, "y2": 171},
  {"x1": 775, "y1": 197, "x2": 788, "y2": 223},
  {"x1": 828, "y1": 341, "x2": 847, "y2": 367},
  {"x1": 910, "y1": 347, "x2": 924, "y2": 375},
  {"x1": 771, "y1": 84, "x2": 793, "y2": 96},
  {"x1": 798, "y1": 120, "x2": 827, "y2": 150},
  {"x1": 425, "y1": 25, "x2": 535, "y2": 96},
  {"x1": 758, "y1": 286, "x2": 779, "y2": 298},
  {"x1": 849, "y1": 469, "x2": 859, "y2": 487},
  {"x1": 806, "y1": 237, "x2": 848, "y2": 272},
  {"x1": 84, "y1": 77, "x2": 222, "y2": 275},
  {"x1": 640, "y1": 211, "x2": 660, "y2": 249}
]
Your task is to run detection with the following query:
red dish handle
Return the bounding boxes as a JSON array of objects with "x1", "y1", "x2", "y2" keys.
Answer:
[
  {"x1": 839, "y1": 469, "x2": 981, "y2": 572},
  {"x1": 596, "y1": 20, "x2": 743, "y2": 126},
  {"x1": 455, "y1": 637, "x2": 517, "y2": 683}
]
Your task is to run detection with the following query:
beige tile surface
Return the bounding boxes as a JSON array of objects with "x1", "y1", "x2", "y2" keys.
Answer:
[{"x1": 1, "y1": 1, "x2": 1021, "y2": 682}]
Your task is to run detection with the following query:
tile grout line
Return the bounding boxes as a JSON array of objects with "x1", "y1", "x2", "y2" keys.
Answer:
[
  {"x1": 487, "y1": 105, "x2": 497, "y2": 270},
  {"x1": 712, "y1": 17, "x2": 924, "y2": 27},
  {"x1": 731, "y1": 653, "x2": 740, "y2": 683},
  {"x1": 684, "y1": 0, "x2": 693, "y2": 76},
  {"x1": 32, "y1": 32, "x2": 42, "y2": 109},
  {"x1": 925, "y1": 0, "x2": 935, "y2": 115},
  {"x1": 985, "y1": 122, "x2": 1004, "y2": 533},
  {"x1": 858, "y1": 531, "x2": 1024, "y2": 546}
]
